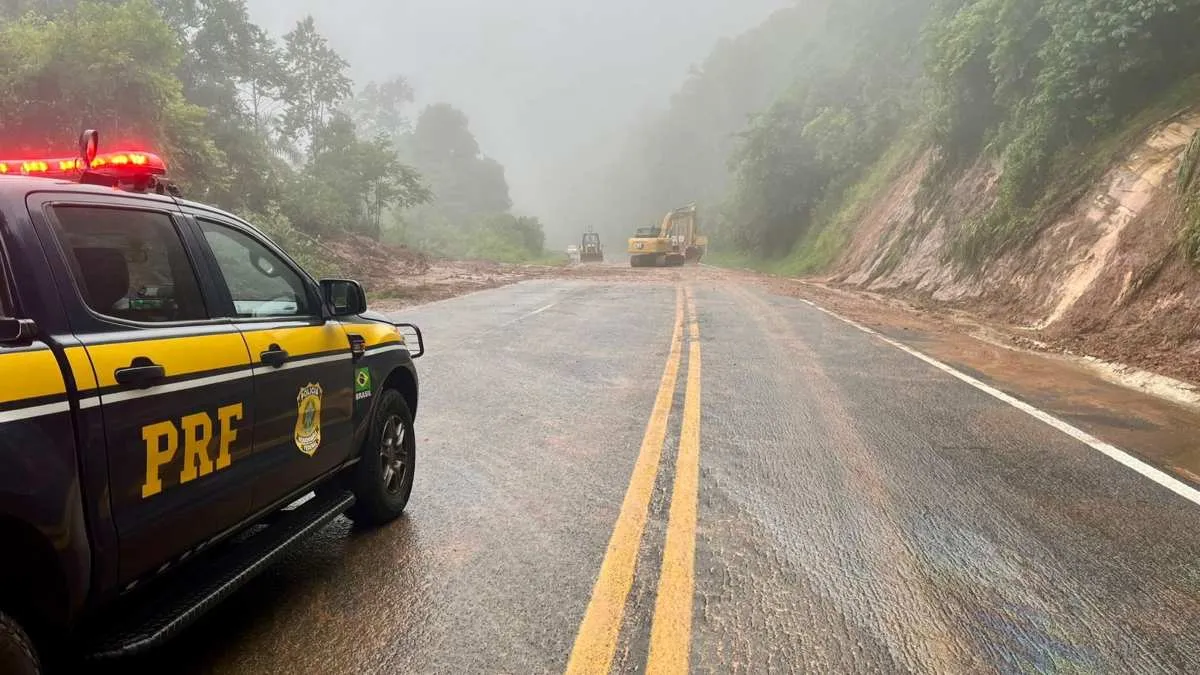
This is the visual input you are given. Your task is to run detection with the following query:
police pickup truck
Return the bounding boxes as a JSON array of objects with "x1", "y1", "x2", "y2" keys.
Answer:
[{"x1": 0, "y1": 133, "x2": 424, "y2": 673}]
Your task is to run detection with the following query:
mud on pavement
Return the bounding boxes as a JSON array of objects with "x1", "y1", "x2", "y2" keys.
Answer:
[{"x1": 361, "y1": 249, "x2": 1200, "y2": 489}]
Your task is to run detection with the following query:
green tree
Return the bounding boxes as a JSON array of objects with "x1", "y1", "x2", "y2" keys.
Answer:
[
  {"x1": 284, "y1": 113, "x2": 429, "y2": 238},
  {"x1": 391, "y1": 103, "x2": 548, "y2": 260},
  {"x1": 347, "y1": 76, "x2": 416, "y2": 144},
  {"x1": 0, "y1": 0, "x2": 218, "y2": 185},
  {"x1": 408, "y1": 103, "x2": 512, "y2": 218},
  {"x1": 0, "y1": 0, "x2": 72, "y2": 19},
  {"x1": 926, "y1": 0, "x2": 1200, "y2": 260},
  {"x1": 724, "y1": 0, "x2": 932, "y2": 255},
  {"x1": 279, "y1": 15, "x2": 352, "y2": 160},
  {"x1": 156, "y1": 0, "x2": 288, "y2": 210},
  {"x1": 0, "y1": 0, "x2": 539, "y2": 264}
]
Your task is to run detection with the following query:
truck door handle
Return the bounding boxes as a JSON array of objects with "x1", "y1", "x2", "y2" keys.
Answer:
[
  {"x1": 114, "y1": 357, "x2": 166, "y2": 389},
  {"x1": 260, "y1": 344, "x2": 289, "y2": 368}
]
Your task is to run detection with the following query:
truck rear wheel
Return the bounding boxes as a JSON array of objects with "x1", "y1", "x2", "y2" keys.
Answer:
[
  {"x1": 346, "y1": 389, "x2": 416, "y2": 526},
  {"x1": 0, "y1": 611, "x2": 39, "y2": 675}
]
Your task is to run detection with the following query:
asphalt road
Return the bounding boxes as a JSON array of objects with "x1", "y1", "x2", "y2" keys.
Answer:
[{"x1": 105, "y1": 270, "x2": 1200, "y2": 674}]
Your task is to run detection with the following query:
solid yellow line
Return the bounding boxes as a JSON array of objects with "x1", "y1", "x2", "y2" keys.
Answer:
[
  {"x1": 646, "y1": 287, "x2": 702, "y2": 675},
  {"x1": 565, "y1": 286, "x2": 685, "y2": 675}
]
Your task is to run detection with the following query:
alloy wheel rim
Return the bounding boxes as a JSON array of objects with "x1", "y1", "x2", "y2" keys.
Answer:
[{"x1": 379, "y1": 415, "x2": 407, "y2": 495}]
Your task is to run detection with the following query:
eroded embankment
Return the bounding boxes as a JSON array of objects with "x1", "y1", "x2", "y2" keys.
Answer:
[{"x1": 825, "y1": 114, "x2": 1200, "y2": 385}]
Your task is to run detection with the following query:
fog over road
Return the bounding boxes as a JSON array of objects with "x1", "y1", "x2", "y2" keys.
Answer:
[
  {"x1": 100, "y1": 268, "x2": 1200, "y2": 674},
  {"x1": 245, "y1": 0, "x2": 790, "y2": 240}
]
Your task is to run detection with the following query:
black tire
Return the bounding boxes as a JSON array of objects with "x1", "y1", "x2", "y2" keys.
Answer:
[
  {"x1": 0, "y1": 611, "x2": 39, "y2": 675},
  {"x1": 346, "y1": 389, "x2": 416, "y2": 526}
]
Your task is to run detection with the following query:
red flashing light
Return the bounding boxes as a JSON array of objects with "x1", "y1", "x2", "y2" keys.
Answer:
[
  {"x1": 0, "y1": 150, "x2": 166, "y2": 179},
  {"x1": 89, "y1": 151, "x2": 164, "y2": 173}
]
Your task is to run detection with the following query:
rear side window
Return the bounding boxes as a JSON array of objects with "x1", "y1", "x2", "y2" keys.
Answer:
[{"x1": 50, "y1": 206, "x2": 208, "y2": 323}]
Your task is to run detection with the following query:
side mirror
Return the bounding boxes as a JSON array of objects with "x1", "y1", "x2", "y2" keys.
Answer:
[
  {"x1": 320, "y1": 279, "x2": 367, "y2": 316},
  {"x1": 0, "y1": 317, "x2": 37, "y2": 345}
]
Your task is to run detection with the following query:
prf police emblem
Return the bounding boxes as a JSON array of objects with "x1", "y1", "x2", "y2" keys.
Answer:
[{"x1": 294, "y1": 383, "x2": 323, "y2": 456}]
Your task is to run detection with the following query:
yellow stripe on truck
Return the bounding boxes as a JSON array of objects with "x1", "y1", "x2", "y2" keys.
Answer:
[
  {"x1": 86, "y1": 333, "x2": 251, "y2": 388},
  {"x1": 347, "y1": 323, "x2": 403, "y2": 349},
  {"x1": 64, "y1": 346, "x2": 98, "y2": 391},
  {"x1": 0, "y1": 348, "x2": 68, "y2": 404},
  {"x1": 240, "y1": 324, "x2": 348, "y2": 360}
]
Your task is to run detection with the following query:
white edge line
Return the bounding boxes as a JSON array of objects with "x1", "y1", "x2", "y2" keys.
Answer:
[
  {"x1": 494, "y1": 301, "x2": 560, "y2": 332},
  {"x1": 797, "y1": 297, "x2": 1200, "y2": 507}
]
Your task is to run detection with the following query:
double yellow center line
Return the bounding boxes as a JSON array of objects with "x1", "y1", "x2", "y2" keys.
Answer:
[{"x1": 567, "y1": 285, "x2": 703, "y2": 675}]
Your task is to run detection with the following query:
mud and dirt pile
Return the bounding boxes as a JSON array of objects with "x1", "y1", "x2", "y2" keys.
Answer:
[
  {"x1": 309, "y1": 233, "x2": 660, "y2": 312},
  {"x1": 307, "y1": 235, "x2": 552, "y2": 310},
  {"x1": 827, "y1": 114, "x2": 1200, "y2": 384},
  {"x1": 323, "y1": 235, "x2": 433, "y2": 281}
]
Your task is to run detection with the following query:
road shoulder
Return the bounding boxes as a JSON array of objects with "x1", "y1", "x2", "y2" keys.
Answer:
[{"x1": 734, "y1": 271, "x2": 1200, "y2": 490}]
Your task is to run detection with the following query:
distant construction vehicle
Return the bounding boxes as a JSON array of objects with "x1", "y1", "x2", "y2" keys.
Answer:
[
  {"x1": 627, "y1": 203, "x2": 708, "y2": 267},
  {"x1": 579, "y1": 230, "x2": 604, "y2": 262}
]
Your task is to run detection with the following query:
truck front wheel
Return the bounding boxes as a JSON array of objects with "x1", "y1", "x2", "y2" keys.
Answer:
[
  {"x1": 0, "y1": 611, "x2": 39, "y2": 675},
  {"x1": 346, "y1": 389, "x2": 416, "y2": 526}
]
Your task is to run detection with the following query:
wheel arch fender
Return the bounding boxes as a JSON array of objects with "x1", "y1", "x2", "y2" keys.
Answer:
[
  {"x1": 0, "y1": 516, "x2": 71, "y2": 632},
  {"x1": 382, "y1": 364, "x2": 418, "y2": 419}
]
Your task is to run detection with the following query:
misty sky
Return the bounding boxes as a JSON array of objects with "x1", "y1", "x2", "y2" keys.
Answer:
[{"x1": 247, "y1": 0, "x2": 790, "y2": 234}]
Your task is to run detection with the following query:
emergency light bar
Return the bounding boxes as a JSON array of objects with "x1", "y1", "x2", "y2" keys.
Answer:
[
  {"x1": 0, "y1": 150, "x2": 166, "y2": 178},
  {"x1": 0, "y1": 130, "x2": 165, "y2": 179}
]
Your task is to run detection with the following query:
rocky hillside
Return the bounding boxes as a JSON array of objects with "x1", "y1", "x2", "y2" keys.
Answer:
[{"x1": 825, "y1": 113, "x2": 1200, "y2": 383}]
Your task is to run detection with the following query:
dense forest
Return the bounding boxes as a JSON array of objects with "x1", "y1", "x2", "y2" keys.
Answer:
[
  {"x1": 591, "y1": 0, "x2": 1200, "y2": 270},
  {"x1": 8, "y1": 0, "x2": 1200, "y2": 273},
  {"x1": 0, "y1": 0, "x2": 549, "y2": 269}
]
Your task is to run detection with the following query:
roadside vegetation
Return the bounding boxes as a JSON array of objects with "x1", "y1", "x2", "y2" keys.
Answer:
[
  {"x1": 587, "y1": 0, "x2": 1200, "y2": 271},
  {"x1": 0, "y1": 0, "x2": 551, "y2": 268}
]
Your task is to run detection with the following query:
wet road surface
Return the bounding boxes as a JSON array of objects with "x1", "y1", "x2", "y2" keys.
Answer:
[{"x1": 102, "y1": 270, "x2": 1200, "y2": 673}]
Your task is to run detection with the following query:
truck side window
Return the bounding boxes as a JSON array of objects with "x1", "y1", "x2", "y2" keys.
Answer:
[
  {"x1": 50, "y1": 206, "x2": 208, "y2": 323},
  {"x1": 198, "y1": 220, "x2": 313, "y2": 319}
]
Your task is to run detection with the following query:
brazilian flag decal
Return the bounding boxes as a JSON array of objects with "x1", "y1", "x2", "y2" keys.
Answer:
[{"x1": 355, "y1": 367, "x2": 373, "y2": 401}]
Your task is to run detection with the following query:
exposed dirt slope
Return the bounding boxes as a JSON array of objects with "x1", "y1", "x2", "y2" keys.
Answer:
[{"x1": 826, "y1": 114, "x2": 1200, "y2": 384}]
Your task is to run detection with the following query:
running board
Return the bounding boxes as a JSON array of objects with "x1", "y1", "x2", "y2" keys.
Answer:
[{"x1": 86, "y1": 489, "x2": 355, "y2": 659}]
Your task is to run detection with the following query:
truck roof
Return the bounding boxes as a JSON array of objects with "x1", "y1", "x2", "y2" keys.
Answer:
[{"x1": 0, "y1": 175, "x2": 256, "y2": 229}]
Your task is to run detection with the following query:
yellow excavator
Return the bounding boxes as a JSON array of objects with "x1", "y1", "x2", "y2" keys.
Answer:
[{"x1": 628, "y1": 203, "x2": 708, "y2": 267}]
